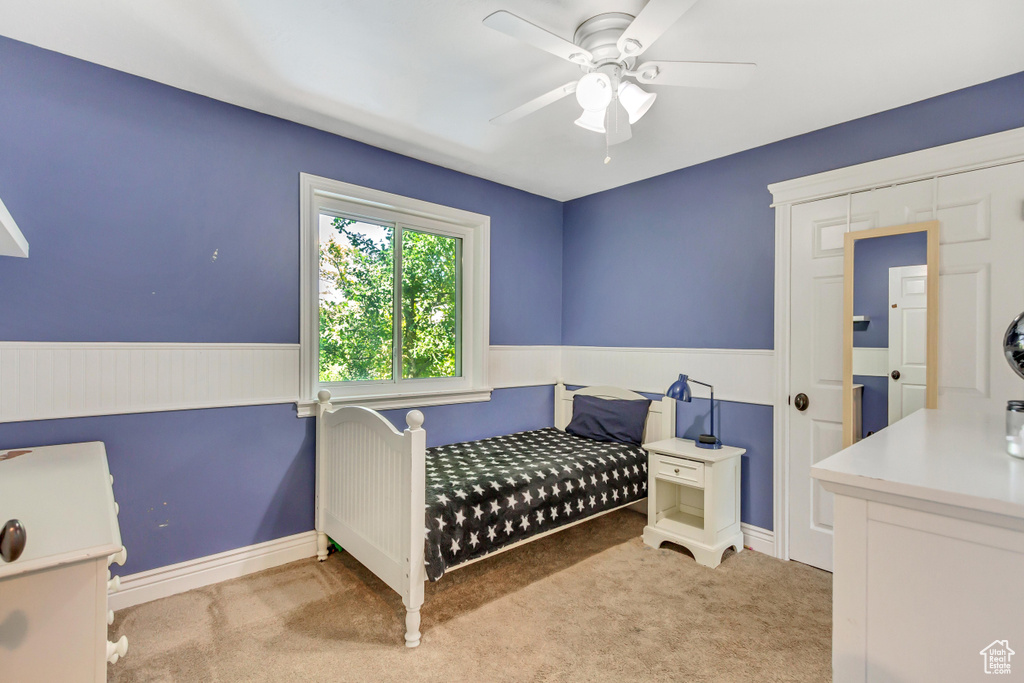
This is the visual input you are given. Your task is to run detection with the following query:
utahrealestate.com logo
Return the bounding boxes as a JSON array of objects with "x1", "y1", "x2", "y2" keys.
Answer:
[{"x1": 980, "y1": 640, "x2": 1014, "y2": 675}]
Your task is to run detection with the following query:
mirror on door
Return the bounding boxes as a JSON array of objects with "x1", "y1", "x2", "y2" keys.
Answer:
[{"x1": 843, "y1": 221, "x2": 938, "y2": 447}]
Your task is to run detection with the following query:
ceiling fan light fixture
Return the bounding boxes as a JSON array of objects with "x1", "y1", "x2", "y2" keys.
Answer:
[
  {"x1": 574, "y1": 107, "x2": 606, "y2": 133},
  {"x1": 575, "y1": 72, "x2": 612, "y2": 111},
  {"x1": 617, "y1": 81, "x2": 657, "y2": 124}
]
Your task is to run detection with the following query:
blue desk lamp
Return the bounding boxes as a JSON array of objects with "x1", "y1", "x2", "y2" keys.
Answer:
[{"x1": 666, "y1": 374, "x2": 722, "y2": 449}]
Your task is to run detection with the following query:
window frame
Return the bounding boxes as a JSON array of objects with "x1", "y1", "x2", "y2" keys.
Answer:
[{"x1": 297, "y1": 173, "x2": 490, "y2": 415}]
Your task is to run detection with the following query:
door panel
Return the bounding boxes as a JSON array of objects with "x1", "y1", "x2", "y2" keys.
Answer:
[
  {"x1": 789, "y1": 196, "x2": 847, "y2": 571},
  {"x1": 851, "y1": 179, "x2": 935, "y2": 231},
  {"x1": 937, "y1": 163, "x2": 1024, "y2": 413}
]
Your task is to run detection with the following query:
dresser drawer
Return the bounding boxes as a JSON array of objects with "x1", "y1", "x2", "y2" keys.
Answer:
[{"x1": 655, "y1": 454, "x2": 705, "y2": 488}]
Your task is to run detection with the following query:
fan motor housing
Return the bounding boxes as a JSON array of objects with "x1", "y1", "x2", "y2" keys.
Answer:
[{"x1": 573, "y1": 13, "x2": 636, "y2": 69}]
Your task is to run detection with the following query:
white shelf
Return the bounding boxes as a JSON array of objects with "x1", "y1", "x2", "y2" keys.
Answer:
[
  {"x1": 852, "y1": 315, "x2": 870, "y2": 323},
  {"x1": 0, "y1": 195, "x2": 28, "y2": 258},
  {"x1": 657, "y1": 508, "x2": 705, "y2": 533}
]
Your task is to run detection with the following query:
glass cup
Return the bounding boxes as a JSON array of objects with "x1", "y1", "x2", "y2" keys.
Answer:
[{"x1": 1006, "y1": 400, "x2": 1024, "y2": 458}]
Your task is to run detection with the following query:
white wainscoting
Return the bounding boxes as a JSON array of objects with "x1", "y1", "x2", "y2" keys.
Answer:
[
  {"x1": 561, "y1": 346, "x2": 775, "y2": 406},
  {"x1": 108, "y1": 531, "x2": 318, "y2": 611},
  {"x1": 489, "y1": 345, "x2": 561, "y2": 388},
  {"x1": 0, "y1": 342, "x2": 300, "y2": 423},
  {"x1": 851, "y1": 347, "x2": 888, "y2": 377},
  {"x1": 0, "y1": 342, "x2": 774, "y2": 423}
]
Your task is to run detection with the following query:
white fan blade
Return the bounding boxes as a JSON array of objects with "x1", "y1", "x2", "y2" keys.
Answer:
[
  {"x1": 491, "y1": 81, "x2": 578, "y2": 125},
  {"x1": 606, "y1": 103, "x2": 632, "y2": 146},
  {"x1": 634, "y1": 60, "x2": 756, "y2": 89},
  {"x1": 483, "y1": 11, "x2": 593, "y2": 65},
  {"x1": 617, "y1": 0, "x2": 699, "y2": 58}
]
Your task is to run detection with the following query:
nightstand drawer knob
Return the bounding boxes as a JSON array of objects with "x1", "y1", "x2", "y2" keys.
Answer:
[{"x1": 674, "y1": 468, "x2": 680, "y2": 474}]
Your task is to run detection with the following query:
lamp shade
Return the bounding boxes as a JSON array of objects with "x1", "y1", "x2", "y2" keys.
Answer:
[
  {"x1": 574, "y1": 107, "x2": 607, "y2": 133},
  {"x1": 575, "y1": 72, "x2": 613, "y2": 111},
  {"x1": 617, "y1": 82, "x2": 656, "y2": 124},
  {"x1": 666, "y1": 374, "x2": 691, "y2": 402}
]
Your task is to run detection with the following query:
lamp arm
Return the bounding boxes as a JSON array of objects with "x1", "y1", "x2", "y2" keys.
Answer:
[{"x1": 688, "y1": 378, "x2": 716, "y2": 440}]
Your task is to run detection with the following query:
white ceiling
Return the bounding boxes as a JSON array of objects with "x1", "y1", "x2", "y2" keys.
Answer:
[{"x1": 3, "y1": 1, "x2": 1024, "y2": 200}]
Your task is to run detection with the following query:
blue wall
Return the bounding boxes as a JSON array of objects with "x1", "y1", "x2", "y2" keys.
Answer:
[
  {"x1": 0, "y1": 36, "x2": 562, "y2": 575},
  {"x1": 562, "y1": 70, "x2": 1024, "y2": 531},
  {"x1": 0, "y1": 35, "x2": 563, "y2": 345},
  {"x1": 0, "y1": 405, "x2": 314, "y2": 574}
]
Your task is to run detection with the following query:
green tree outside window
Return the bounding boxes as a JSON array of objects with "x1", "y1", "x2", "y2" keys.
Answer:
[{"x1": 319, "y1": 217, "x2": 459, "y2": 383}]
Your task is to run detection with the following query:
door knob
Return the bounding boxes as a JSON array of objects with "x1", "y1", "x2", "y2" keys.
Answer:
[
  {"x1": 0, "y1": 519, "x2": 26, "y2": 563},
  {"x1": 891, "y1": 370, "x2": 901, "y2": 380},
  {"x1": 794, "y1": 393, "x2": 809, "y2": 411}
]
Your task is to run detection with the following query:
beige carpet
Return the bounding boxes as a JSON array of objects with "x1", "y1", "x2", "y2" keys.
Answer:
[{"x1": 109, "y1": 511, "x2": 831, "y2": 682}]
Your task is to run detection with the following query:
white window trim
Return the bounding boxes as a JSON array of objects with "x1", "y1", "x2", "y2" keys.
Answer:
[{"x1": 296, "y1": 173, "x2": 490, "y2": 417}]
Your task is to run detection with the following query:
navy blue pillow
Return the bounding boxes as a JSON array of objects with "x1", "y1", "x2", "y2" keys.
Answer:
[{"x1": 565, "y1": 394, "x2": 651, "y2": 446}]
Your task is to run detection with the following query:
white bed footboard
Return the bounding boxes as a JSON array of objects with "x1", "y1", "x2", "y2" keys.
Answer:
[{"x1": 314, "y1": 390, "x2": 426, "y2": 647}]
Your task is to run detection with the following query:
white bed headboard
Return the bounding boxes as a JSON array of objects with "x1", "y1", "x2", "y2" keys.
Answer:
[{"x1": 554, "y1": 382, "x2": 675, "y2": 445}]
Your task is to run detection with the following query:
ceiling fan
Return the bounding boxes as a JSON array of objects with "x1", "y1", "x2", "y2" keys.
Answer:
[{"x1": 484, "y1": 0, "x2": 756, "y2": 147}]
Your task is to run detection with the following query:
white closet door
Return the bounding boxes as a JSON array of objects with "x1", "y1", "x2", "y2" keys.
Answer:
[
  {"x1": 788, "y1": 164, "x2": 1024, "y2": 572},
  {"x1": 788, "y1": 195, "x2": 847, "y2": 571},
  {"x1": 789, "y1": 180, "x2": 935, "y2": 571},
  {"x1": 936, "y1": 161, "x2": 1024, "y2": 413}
]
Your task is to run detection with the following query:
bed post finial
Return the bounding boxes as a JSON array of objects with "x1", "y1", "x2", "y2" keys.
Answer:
[
  {"x1": 406, "y1": 410, "x2": 424, "y2": 430},
  {"x1": 317, "y1": 389, "x2": 332, "y2": 405}
]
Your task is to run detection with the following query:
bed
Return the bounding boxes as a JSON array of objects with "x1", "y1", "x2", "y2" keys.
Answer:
[{"x1": 314, "y1": 383, "x2": 674, "y2": 647}]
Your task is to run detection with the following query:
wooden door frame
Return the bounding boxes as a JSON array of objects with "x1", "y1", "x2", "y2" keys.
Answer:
[
  {"x1": 842, "y1": 221, "x2": 939, "y2": 448},
  {"x1": 768, "y1": 126, "x2": 1024, "y2": 561}
]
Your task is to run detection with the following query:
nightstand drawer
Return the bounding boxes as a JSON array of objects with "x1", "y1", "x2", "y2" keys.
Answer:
[{"x1": 655, "y1": 455, "x2": 704, "y2": 488}]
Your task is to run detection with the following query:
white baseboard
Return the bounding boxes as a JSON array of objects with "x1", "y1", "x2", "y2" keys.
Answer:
[
  {"x1": 108, "y1": 523, "x2": 776, "y2": 612},
  {"x1": 741, "y1": 523, "x2": 775, "y2": 555},
  {"x1": 108, "y1": 531, "x2": 318, "y2": 611}
]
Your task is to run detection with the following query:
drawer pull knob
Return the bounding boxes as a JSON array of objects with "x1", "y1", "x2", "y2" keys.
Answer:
[
  {"x1": 674, "y1": 468, "x2": 680, "y2": 474},
  {"x1": 0, "y1": 519, "x2": 26, "y2": 563},
  {"x1": 109, "y1": 546, "x2": 127, "y2": 567},
  {"x1": 107, "y1": 635, "x2": 128, "y2": 664}
]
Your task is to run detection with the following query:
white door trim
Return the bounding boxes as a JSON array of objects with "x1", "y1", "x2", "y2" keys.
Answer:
[
  {"x1": 769, "y1": 125, "x2": 1024, "y2": 564},
  {"x1": 768, "y1": 127, "x2": 1024, "y2": 206}
]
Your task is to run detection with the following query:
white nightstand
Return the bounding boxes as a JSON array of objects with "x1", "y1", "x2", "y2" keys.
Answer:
[{"x1": 642, "y1": 437, "x2": 745, "y2": 568}]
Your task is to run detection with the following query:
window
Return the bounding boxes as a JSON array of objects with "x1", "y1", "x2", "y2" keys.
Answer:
[{"x1": 299, "y1": 174, "x2": 490, "y2": 413}]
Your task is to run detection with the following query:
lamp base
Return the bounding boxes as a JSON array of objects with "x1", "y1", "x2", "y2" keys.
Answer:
[{"x1": 696, "y1": 434, "x2": 722, "y2": 449}]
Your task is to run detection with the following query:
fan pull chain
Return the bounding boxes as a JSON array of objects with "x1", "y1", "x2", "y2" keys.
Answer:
[{"x1": 604, "y1": 97, "x2": 616, "y2": 165}]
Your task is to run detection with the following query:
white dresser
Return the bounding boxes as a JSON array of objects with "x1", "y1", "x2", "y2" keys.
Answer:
[
  {"x1": 0, "y1": 442, "x2": 128, "y2": 682},
  {"x1": 813, "y1": 409, "x2": 1024, "y2": 682}
]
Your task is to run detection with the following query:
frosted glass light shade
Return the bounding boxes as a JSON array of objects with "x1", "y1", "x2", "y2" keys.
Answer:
[
  {"x1": 574, "y1": 107, "x2": 606, "y2": 133},
  {"x1": 575, "y1": 72, "x2": 613, "y2": 111},
  {"x1": 617, "y1": 82, "x2": 656, "y2": 124}
]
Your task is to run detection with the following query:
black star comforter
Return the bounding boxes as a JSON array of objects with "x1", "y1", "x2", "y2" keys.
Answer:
[{"x1": 424, "y1": 427, "x2": 648, "y2": 581}]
